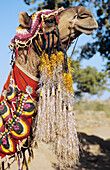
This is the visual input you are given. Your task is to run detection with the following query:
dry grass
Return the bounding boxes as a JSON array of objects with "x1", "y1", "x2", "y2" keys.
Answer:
[{"x1": 74, "y1": 99, "x2": 110, "y2": 118}]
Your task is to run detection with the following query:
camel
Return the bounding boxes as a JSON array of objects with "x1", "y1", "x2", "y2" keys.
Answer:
[{"x1": 0, "y1": 6, "x2": 98, "y2": 170}]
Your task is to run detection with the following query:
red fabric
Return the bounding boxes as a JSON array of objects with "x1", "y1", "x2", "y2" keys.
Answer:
[
  {"x1": 0, "y1": 62, "x2": 38, "y2": 158},
  {"x1": 1, "y1": 63, "x2": 38, "y2": 100}
]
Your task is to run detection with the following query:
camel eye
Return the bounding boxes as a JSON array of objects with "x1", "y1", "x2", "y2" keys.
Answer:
[
  {"x1": 45, "y1": 19, "x2": 54, "y2": 27},
  {"x1": 79, "y1": 14, "x2": 90, "y2": 19}
]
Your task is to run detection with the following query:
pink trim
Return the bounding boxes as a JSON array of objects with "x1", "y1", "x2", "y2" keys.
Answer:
[
  {"x1": 55, "y1": 14, "x2": 59, "y2": 24},
  {"x1": 28, "y1": 45, "x2": 31, "y2": 54},
  {"x1": 10, "y1": 8, "x2": 64, "y2": 48},
  {"x1": 15, "y1": 49, "x2": 18, "y2": 58}
]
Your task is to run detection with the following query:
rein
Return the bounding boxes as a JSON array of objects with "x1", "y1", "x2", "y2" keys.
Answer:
[
  {"x1": 33, "y1": 24, "x2": 77, "y2": 73},
  {"x1": 32, "y1": 13, "x2": 78, "y2": 73}
]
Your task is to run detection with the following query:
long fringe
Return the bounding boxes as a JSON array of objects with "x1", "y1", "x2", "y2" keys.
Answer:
[{"x1": 36, "y1": 52, "x2": 79, "y2": 168}]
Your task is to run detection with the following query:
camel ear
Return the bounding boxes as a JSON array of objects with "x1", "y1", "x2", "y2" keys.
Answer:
[{"x1": 19, "y1": 12, "x2": 31, "y2": 29}]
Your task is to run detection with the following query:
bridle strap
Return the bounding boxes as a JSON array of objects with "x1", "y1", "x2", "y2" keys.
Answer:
[{"x1": 33, "y1": 13, "x2": 78, "y2": 72}]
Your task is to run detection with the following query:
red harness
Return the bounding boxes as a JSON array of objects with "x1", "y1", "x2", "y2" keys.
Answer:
[{"x1": 0, "y1": 62, "x2": 38, "y2": 158}]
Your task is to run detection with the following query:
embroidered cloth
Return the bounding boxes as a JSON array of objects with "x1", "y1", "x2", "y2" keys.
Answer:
[{"x1": 0, "y1": 62, "x2": 38, "y2": 158}]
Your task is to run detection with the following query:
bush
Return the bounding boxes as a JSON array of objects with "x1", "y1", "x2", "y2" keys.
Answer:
[{"x1": 74, "y1": 100, "x2": 110, "y2": 117}]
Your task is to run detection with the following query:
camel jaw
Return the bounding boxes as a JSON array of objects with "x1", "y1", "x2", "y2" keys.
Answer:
[{"x1": 74, "y1": 24, "x2": 98, "y2": 35}]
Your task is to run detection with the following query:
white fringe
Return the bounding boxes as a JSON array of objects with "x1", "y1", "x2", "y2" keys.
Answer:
[{"x1": 36, "y1": 63, "x2": 79, "y2": 168}]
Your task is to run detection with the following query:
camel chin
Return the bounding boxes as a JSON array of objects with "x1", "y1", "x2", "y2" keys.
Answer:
[{"x1": 75, "y1": 25, "x2": 97, "y2": 35}]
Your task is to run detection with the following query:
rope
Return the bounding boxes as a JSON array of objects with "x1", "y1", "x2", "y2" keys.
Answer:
[
  {"x1": 35, "y1": 40, "x2": 42, "y2": 52},
  {"x1": 52, "y1": 32, "x2": 54, "y2": 53},
  {"x1": 47, "y1": 33, "x2": 50, "y2": 60},
  {"x1": 70, "y1": 37, "x2": 79, "y2": 59}
]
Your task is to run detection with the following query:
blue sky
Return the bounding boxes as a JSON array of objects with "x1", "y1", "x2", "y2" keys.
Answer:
[{"x1": 0, "y1": 0, "x2": 109, "y2": 100}]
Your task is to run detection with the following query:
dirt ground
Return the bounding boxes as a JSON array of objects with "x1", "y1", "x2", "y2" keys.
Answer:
[{"x1": 9, "y1": 110, "x2": 110, "y2": 170}]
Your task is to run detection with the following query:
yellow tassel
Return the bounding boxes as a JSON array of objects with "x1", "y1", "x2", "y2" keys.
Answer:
[
  {"x1": 31, "y1": 149, "x2": 34, "y2": 159},
  {"x1": 23, "y1": 162, "x2": 26, "y2": 169},
  {"x1": 34, "y1": 141, "x2": 38, "y2": 149},
  {"x1": 17, "y1": 160, "x2": 19, "y2": 168},
  {"x1": 58, "y1": 84, "x2": 60, "y2": 92},
  {"x1": 40, "y1": 88, "x2": 43, "y2": 97},
  {"x1": 52, "y1": 87, "x2": 55, "y2": 96},
  {"x1": 35, "y1": 40, "x2": 42, "y2": 52},
  {"x1": 28, "y1": 156, "x2": 31, "y2": 165}
]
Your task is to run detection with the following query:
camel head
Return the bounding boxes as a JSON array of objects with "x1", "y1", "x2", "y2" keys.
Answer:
[
  {"x1": 9, "y1": 6, "x2": 98, "y2": 76},
  {"x1": 58, "y1": 6, "x2": 98, "y2": 44},
  {"x1": 18, "y1": 6, "x2": 98, "y2": 49}
]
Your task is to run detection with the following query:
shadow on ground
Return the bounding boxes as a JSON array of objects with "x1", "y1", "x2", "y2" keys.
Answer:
[{"x1": 53, "y1": 132, "x2": 110, "y2": 170}]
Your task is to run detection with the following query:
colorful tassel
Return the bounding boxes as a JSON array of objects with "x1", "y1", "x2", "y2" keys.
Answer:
[
  {"x1": 17, "y1": 153, "x2": 20, "y2": 169},
  {"x1": 55, "y1": 14, "x2": 59, "y2": 24},
  {"x1": 28, "y1": 45, "x2": 31, "y2": 54},
  {"x1": 43, "y1": 31, "x2": 47, "y2": 39},
  {"x1": 31, "y1": 149, "x2": 34, "y2": 159},
  {"x1": 40, "y1": 21, "x2": 43, "y2": 29},
  {"x1": 28, "y1": 156, "x2": 31, "y2": 165},
  {"x1": 15, "y1": 48, "x2": 18, "y2": 58},
  {"x1": 36, "y1": 51, "x2": 79, "y2": 168}
]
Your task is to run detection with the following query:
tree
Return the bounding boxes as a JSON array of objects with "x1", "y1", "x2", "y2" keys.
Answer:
[
  {"x1": 23, "y1": 0, "x2": 110, "y2": 98},
  {"x1": 70, "y1": 59, "x2": 109, "y2": 98},
  {"x1": 80, "y1": 0, "x2": 110, "y2": 72}
]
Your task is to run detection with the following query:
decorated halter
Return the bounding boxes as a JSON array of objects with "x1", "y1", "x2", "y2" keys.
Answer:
[
  {"x1": 10, "y1": 8, "x2": 64, "y2": 49},
  {"x1": 0, "y1": 8, "x2": 79, "y2": 169}
]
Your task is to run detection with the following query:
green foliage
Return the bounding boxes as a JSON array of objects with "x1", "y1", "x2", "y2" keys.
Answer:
[
  {"x1": 70, "y1": 59, "x2": 109, "y2": 97},
  {"x1": 24, "y1": 0, "x2": 37, "y2": 5},
  {"x1": 24, "y1": 0, "x2": 75, "y2": 10},
  {"x1": 79, "y1": 0, "x2": 110, "y2": 72}
]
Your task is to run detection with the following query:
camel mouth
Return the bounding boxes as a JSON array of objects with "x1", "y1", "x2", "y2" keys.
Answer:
[
  {"x1": 75, "y1": 24, "x2": 98, "y2": 35},
  {"x1": 61, "y1": 31, "x2": 81, "y2": 47}
]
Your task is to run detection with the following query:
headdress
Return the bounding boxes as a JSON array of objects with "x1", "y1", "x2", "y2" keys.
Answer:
[{"x1": 9, "y1": 7, "x2": 64, "y2": 49}]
